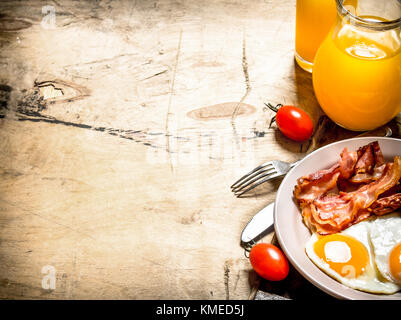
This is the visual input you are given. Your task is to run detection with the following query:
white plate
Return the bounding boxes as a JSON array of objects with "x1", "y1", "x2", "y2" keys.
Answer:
[{"x1": 274, "y1": 137, "x2": 401, "y2": 300}]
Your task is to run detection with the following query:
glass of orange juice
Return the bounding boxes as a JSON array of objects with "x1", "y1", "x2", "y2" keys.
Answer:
[
  {"x1": 312, "y1": 0, "x2": 401, "y2": 131},
  {"x1": 295, "y1": 0, "x2": 338, "y2": 72}
]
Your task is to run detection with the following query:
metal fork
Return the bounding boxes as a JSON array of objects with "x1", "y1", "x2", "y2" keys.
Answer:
[
  {"x1": 231, "y1": 159, "x2": 300, "y2": 197},
  {"x1": 231, "y1": 126, "x2": 393, "y2": 197}
]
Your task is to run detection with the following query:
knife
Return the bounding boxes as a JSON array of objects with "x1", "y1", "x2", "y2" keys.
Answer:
[{"x1": 240, "y1": 202, "x2": 275, "y2": 246}]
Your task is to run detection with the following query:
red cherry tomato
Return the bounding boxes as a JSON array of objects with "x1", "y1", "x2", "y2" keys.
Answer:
[
  {"x1": 249, "y1": 243, "x2": 289, "y2": 281},
  {"x1": 266, "y1": 103, "x2": 314, "y2": 142}
]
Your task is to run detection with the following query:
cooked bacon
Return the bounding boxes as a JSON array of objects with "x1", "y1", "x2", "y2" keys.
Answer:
[
  {"x1": 373, "y1": 163, "x2": 387, "y2": 179},
  {"x1": 350, "y1": 141, "x2": 386, "y2": 184},
  {"x1": 369, "y1": 183, "x2": 401, "y2": 215},
  {"x1": 378, "y1": 183, "x2": 401, "y2": 198},
  {"x1": 300, "y1": 204, "x2": 340, "y2": 235},
  {"x1": 297, "y1": 156, "x2": 401, "y2": 235},
  {"x1": 350, "y1": 173, "x2": 374, "y2": 184},
  {"x1": 372, "y1": 141, "x2": 385, "y2": 167},
  {"x1": 352, "y1": 210, "x2": 372, "y2": 225},
  {"x1": 294, "y1": 142, "x2": 401, "y2": 235},
  {"x1": 337, "y1": 177, "x2": 361, "y2": 192},
  {"x1": 354, "y1": 143, "x2": 375, "y2": 174},
  {"x1": 339, "y1": 148, "x2": 358, "y2": 179},
  {"x1": 369, "y1": 193, "x2": 401, "y2": 216},
  {"x1": 293, "y1": 163, "x2": 340, "y2": 207},
  {"x1": 351, "y1": 163, "x2": 387, "y2": 184},
  {"x1": 334, "y1": 141, "x2": 386, "y2": 185},
  {"x1": 345, "y1": 159, "x2": 401, "y2": 206}
]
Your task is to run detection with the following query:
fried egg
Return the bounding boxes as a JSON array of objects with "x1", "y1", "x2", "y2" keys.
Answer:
[
  {"x1": 306, "y1": 218, "x2": 401, "y2": 294},
  {"x1": 369, "y1": 212, "x2": 401, "y2": 285}
]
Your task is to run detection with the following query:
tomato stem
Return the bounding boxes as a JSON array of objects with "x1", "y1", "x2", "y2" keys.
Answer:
[
  {"x1": 264, "y1": 102, "x2": 282, "y2": 113},
  {"x1": 269, "y1": 115, "x2": 276, "y2": 129},
  {"x1": 264, "y1": 103, "x2": 283, "y2": 128},
  {"x1": 243, "y1": 241, "x2": 255, "y2": 258}
]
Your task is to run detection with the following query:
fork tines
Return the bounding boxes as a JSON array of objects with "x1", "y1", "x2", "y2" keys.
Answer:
[{"x1": 231, "y1": 162, "x2": 276, "y2": 197}]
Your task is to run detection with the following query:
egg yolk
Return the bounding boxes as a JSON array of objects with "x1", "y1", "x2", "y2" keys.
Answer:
[
  {"x1": 389, "y1": 242, "x2": 401, "y2": 283},
  {"x1": 314, "y1": 234, "x2": 369, "y2": 278}
]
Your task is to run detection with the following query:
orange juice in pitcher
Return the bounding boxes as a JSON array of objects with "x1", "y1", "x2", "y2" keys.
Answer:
[
  {"x1": 295, "y1": 0, "x2": 337, "y2": 72},
  {"x1": 312, "y1": 0, "x2": 401, "y2": 131}
]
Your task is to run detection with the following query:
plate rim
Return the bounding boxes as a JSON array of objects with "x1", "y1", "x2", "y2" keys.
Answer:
[{"x1": 273, "y1": 136, "x2": 401, "y2": 300}]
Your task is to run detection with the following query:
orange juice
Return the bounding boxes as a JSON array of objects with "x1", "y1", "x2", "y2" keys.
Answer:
[
  {"x1": 313, "y1": 18, "x2": 401, "y2": 131},
  {"x1": 295, "y1": 0, "x2": 337, "y2": 72}
]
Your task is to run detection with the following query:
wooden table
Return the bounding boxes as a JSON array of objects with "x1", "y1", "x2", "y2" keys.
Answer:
[{"x1": 0, "y1": 0, "x2": 400, "y2": 300}]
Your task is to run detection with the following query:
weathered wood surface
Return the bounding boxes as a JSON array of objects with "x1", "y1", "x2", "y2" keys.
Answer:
[{"x1": 0, "y1": 0, "x2": 400, "y2": 300}]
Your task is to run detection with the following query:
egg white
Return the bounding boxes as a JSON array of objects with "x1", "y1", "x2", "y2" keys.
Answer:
[
  {"x1": 369, "y1": 212, "x2": 401, "y2": 285},
  {"x1": 306, "y1": 219, "x2": 401, "y2": 294}
]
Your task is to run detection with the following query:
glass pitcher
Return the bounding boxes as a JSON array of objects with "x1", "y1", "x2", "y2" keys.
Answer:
[{"x1": 312, "y1": 0, "x2": 401, "y2": 131}]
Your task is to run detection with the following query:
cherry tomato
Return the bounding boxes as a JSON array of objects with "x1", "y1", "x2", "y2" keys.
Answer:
[
  {"x1": 249, "y1": 243, "x2": 289, "y2": 281},
  {"x1": 266, "y1": 103, "x2": 314, "y2": 142}
]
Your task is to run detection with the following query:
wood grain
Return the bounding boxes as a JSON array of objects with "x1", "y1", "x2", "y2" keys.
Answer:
[{"x1": 0, "y1": 0, "x2": 400, "y2": 300}]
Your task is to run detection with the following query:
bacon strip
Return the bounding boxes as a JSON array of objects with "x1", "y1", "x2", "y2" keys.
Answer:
[
  {"x1": 294, "y1": 141, "x2": 401, "y2": 235},
  {"x1": 372, "y1": 141, "x2": 385, "y2": 167},
  {"x1": 293, "y1": 163, "x2": 340, "y2": 207},
  {"x1": 355, "y1": 143, "x2": 375, "y2": 174},
  {"x1": 304, "y1": 158, "x2": 401, "y2": 234},
  {"x1": 350, "y1": 141, "x2": 385, "y2": 184},
  {"x1": 369, "y1": 193, "x2": 401, "y2": 216},
  {"x1": 339, "y1": 148, "x2": 358, "y2": 179}
]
